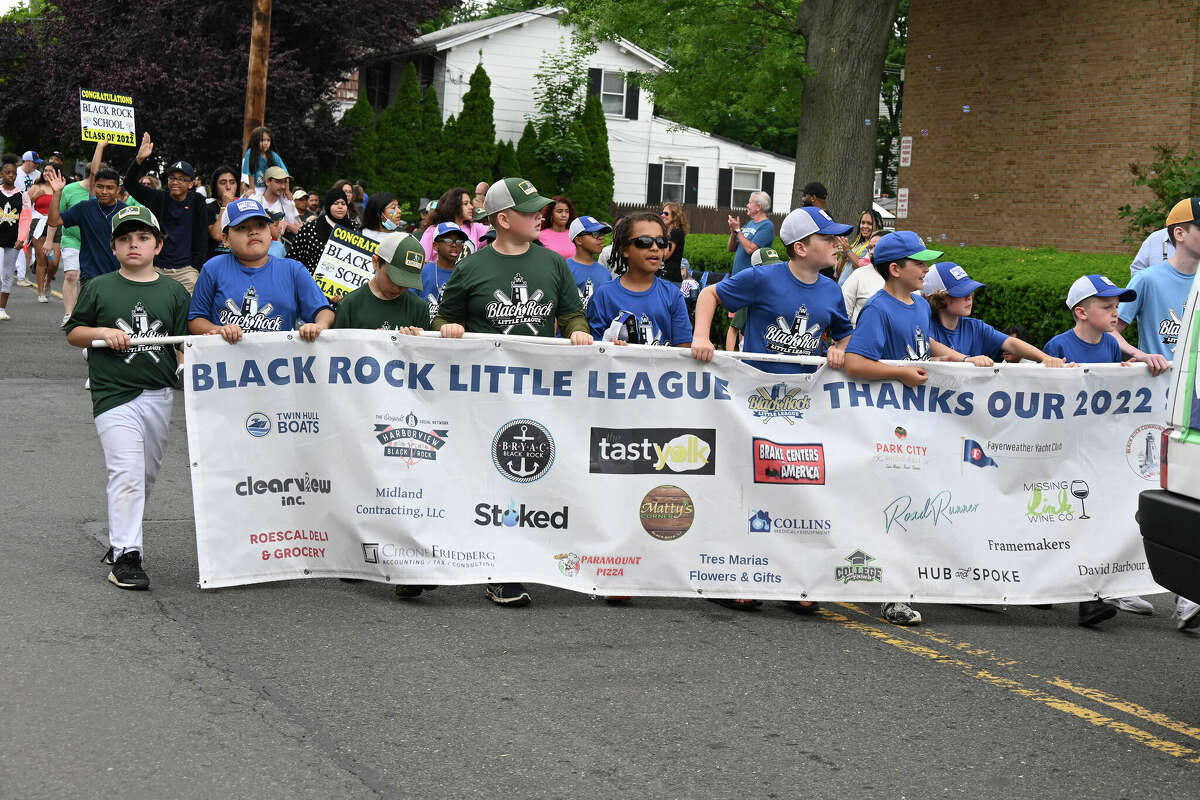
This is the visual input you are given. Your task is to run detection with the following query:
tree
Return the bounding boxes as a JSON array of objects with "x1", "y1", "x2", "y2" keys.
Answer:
[
  {"x1": 494, "y1": 140, "x2": 522, "y2": 181},
  {"x1": 516, "y1": 121, "x2": 555, "y2": 193},
  {"x1": 419, "y1": 84, "x2": 446, "y2": 201},
  {"x1": 529, "y1": 36, "x2": 597, "y2": 194},
  {"x1": 1117, "y1": 146, "x2": 1200, "y2": 244},
  {"x1": 876, "y1": 0, "x2": 908, "y2": 197},
  {"x1": 376, "y1": 62, "x2": 424, "y2": 202},
  {"x1": 566, "y1": 94, "x2": 614, "y2": 218},
  {"x1": 338, "y1": 92, "x2": 379, "y2": 189},
  {"x1": 0, "y1": 0, "x2": 452, "y2": 179},
  {"x1": 453, "y1": 63, "x2": 497, "y2": 187}
]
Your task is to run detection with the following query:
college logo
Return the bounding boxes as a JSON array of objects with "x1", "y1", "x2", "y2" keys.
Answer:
[
  {"x1": 474, "y1": 500, "x2": 568, "y2": 529},
  {"x1": 834, "y1": 550, "x2": 882, "y2": 584},
  {"x1": 747, "y1": 383, "x2": 811, "y2": 425},
  {"x1": 873, "y1": 425, "x2": 928, "y2": 471},
  {"x1": 962, "y1": 438, "x2": 998, "y2": 468},
  {"x1": 113, "y1": 301, "x2": 168, "y2": 363},
  {"x1": 882, "y1": 490, "x2": 980, "y2": 533},
  {"x1": 485, "y1": 274, "x2": 554, "y2": 334},
  {"x1": 590, "y1": 428, "x2": 715, "y2": 475},
  {"x1": 235, "y1": 473, "x2": 331, "y2": 506},
  {"x1": 640, "y1": 485, "x2": 695, "y2": 541},
  {"x1": 374, "y1": 412, "x2": 448, "y2": 464},
  {"x1": 217, "y1": 285, "x2": 283, "y2": 331},
  {"x1": 748, "y1": 510, "x2": 831, "y2": 534},
  {"x1": 904, "y1": 327, "x2": 930, "y2": 361},
  {"x1": 764, "y1": 305, "x2": 823, "y2": 356},
  {"x1": 1125, "y1": 424, "x2": 1164, "y2": 481},
  {"x1": 245, "y1": 411, "x2": 271, "y2": 438},
  {"x1": 554, "y1": 552, "x2": 581, "y2": 577},
  {"x1": 752, "y1": 438, "x2": 825, "y2": 484},
  {"x1": 492, "y1": 419, "x2": 555, "y2": 483}
]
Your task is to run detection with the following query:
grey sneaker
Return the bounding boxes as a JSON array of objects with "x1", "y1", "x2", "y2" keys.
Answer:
[
  {"x1": 881, "y1": 601, "x2": 921, "y2": 625},
  {"x1": 485, "y1": 582, "x2": 531, "y2": 606},
  {"x1": 1104, "y1": 595, "x2": 1154, "y2": 615},
  {"x1": 1175, "y1": 596, "x2": 1200, "y2": 631}
]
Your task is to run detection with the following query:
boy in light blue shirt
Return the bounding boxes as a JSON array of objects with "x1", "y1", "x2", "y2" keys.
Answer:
[{"x1": 566, "y1": 215, "x2": 612, "y2": 312}]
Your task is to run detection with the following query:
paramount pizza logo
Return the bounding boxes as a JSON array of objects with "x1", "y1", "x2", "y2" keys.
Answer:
[{"x1": 747, "y1": 383, "x2": 811, "y2": 424}]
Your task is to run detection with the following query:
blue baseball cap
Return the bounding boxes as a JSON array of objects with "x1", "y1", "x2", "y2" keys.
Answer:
[
  {"x1": 779, "y1": 206, "x2": 853, "y2": 244},
  {"x1": 1065, "y1": 274, "x2": 1136, "y2": 309},
  {"x1": 432, "y1": 221, "x2": 468, "y2": 241},
  {"x1": 872, "y1": 230, "x2": 943, "y2": 266},
  {"x1": 923, "y1": 262, "x2": 985, "y2": 297},
  {"x1": 568, "y1": 215, "x2": 612, "y2": 240},
  {"x1": 222, "y1": 197, "x2": 271, "y2": 230}
]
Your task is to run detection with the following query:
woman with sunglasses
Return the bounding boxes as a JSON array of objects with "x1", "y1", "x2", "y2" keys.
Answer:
[{"x1": 659, "y1": 202, "x2": 689, "y2": 282}]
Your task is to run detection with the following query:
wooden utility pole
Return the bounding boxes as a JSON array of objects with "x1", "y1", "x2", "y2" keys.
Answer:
[{"x1": 242, "y1": 0, "x2": 272, "y2": 152}]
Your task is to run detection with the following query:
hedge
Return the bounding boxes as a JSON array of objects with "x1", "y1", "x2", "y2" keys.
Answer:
[{"x1": 681, "y1": 234, "x2": 1136, "y2": 349}]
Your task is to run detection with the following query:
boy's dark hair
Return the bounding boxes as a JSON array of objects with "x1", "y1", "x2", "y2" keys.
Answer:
[
  {"x1": 1, "y1": 153, "x2": 17, "y2": 166},
  {"x1": 607, "y1": 212, "x2": 667, "y2": 274},
  {"x1": 112, "y1": 221, "x2": 164, "y2": 244},
  {"x1": 209, "y1": 164, "x2": 237, "y2": 196},
  {"x1": 803, "y1": 181, "x2": 828, "y2": 199},
  {"x1": 1002, "y1": 323, "x2": 1030, "y2": 341},
  {"x1": 1167, "y1": 221, "x2": 1194, "y2": 246},
  {"x1": 93, "y1": 167, "x2": 120, "y2": 184},
  {"x1": 873, "y1": 255, "x2": 903, "y2": 281},
  {"x1": 926, "y1": 290, "x2": 951, "y2": 312}
]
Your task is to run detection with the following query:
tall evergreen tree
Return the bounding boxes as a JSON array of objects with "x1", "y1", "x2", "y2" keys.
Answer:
[
  {"x1": 566, "y1": 94, "x2": 614, "y2": 218},
  {"x1": 494, "y1": 140, "x2": 522, "y2": 181},
  {"x1": 454, "y1": 63, "x2": 498, "y2": 187},
  {"x1": 377, "y1": 62, "x2": 424, "y2": 204},
  {"x1": 420, "y1": 85, "x2": 447, "y2": 202},
  {"x1": 515, "y1": 121, "x2": 541, "y2": 184},
  {"x1": 338, "y1": 92, "x2": 379, "y2": 189}
]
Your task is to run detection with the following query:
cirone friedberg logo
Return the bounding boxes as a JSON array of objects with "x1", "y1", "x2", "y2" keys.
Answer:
[
  {"x1": 640, "y1": 485, "x2": 695, "y2": 541},
  {"x1": 492, "y1": 419, "x2": 555, "y2": 483}
]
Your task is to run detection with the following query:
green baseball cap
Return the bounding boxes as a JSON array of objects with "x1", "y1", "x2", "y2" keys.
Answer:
[
  {"x1": 375, "y1": 232, "x2": 425, "y2": 290},
  {"x1": 483, "y1": 176, "x2": 553, "y2": 217},
  {"x1": 110, "y1": 204, "x2": 161, "y2": 238}
]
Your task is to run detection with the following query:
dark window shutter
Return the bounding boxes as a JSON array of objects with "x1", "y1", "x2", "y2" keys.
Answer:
[
  {"x1": 646, "y1": 163, "x2": 663, "y2": 205},
  {"x1": 717, "y1": 168, "x2": 732, "y2": 208},
  {"x1": 624, "y1": 82, "x2": 639, "y2": 119},
  {"x1": 761, "y1": 171, "x2": 775, "y2": 200},
  {"x1": 684, "y1": 166, "x2": 699, "y2": 205},
  {"x1": 587, "y1": 68, "x2": 602, "y2": 97}
]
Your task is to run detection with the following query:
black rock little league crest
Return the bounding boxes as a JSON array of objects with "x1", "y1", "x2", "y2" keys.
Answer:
[{"x1": 492, "y1": 419, "x2": 556, "y2": 483}]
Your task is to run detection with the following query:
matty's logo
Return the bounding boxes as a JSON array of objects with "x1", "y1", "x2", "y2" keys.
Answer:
[
  {"x1": 640, "y1": 485, "x2": 695, "y2": 541},
  {"x1": 835, "y1": 550, "x2": 882, "y2": 584},
  {"x1": 590, "y1": 428, "x2": 715, "y2": 475},
  {"x1": 374, "y1": 411, "x2": 448, "y2": 464},
  {"x1": 747, "y1": 383, "x2": 811, "y2": 425}
]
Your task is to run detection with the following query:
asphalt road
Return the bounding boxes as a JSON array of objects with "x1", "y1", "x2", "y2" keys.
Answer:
[{"x1": 2, "y1": 282, "x2": 1198, "y2": 799}]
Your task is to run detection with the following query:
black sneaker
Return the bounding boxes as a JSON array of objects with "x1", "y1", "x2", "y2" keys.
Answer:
[
  {"x1": 101, "y1": 546, "x2": 115, "y2": 565},
  {"x1": 109, "y1": 551, "x2": 149, "y2": 590},
  {"x1": 394, "y1": 584, "x2": 438, "y2": 600},
  {"x1": 707, "y1": 598, "x2": 763, "y2": 610},
  {"x1": 485, "y1": 582, "x2": 531, "y2": 606},
  {"x1": 1078, "y1": 600, "x2": 1116, "y2": 626}
]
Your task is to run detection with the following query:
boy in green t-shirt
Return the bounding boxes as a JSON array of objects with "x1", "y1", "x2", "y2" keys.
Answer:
[
  {"x1": 333, "y1": 232, "x2": 429, "y2": 332},
  {"x1": 65, "y1": 205, "x2": 191, "y2": 591}
]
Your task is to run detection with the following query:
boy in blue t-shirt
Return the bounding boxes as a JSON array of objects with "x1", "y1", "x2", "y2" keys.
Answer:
[
  {"x1": 420, "y1": 221, "x2": 467, "y2": 322},
  {"x1": 566, "y1": 215, "x2": 613, "y2": 312},
  {"x1": 1044, "y1": 275, "x2": 1135, "y2": 366},
  {"x1": 588, "y1": 213, "x2": 691, "y2": 346},
  {"x1": 1116, "y1": 197, "x2": 1199, "y2": 370},
  {"x1": 923, "y1": 261, "x2": 1065, "y2": 367},
  {"x1": 691, "y1": 207, "x2": 855, "y2": 375}
]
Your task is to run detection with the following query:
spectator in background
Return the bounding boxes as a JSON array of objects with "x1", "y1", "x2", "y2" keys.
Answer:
[
  {"x1": 331, "y1": 179, "x2": 361, "y2": 226},
  {"x1": 240, "y1": 126, "x2": 287, "y2": 195},
  {"x1": 419, "y1": 186, "x2": 487, "y2": 260},
  {"x1": 660, "y1": 202, "x2": 688, "y2": 282},
  {"x1": 727, "y1": 190, "x2": 774, "y2": 275},
  {"x1": 139, "y1": 174, "x2": 160, "y2": 190},
  {"x1": 290, "y1": 186, "x2": 360, "y2": 275},
  {"x1": 1130, "y1": 227, "x2": 1173, "y2": 276},
  {"x1": 801, "y1": 182, "x2": 828, "y2": 210},
  {"x1": 538, "y1": 195, "x2": 578, "y2": 259},
  {"x1": 473, "y1": 181, "x2": 489, "y2": 217},
  {"x1": 353, "y1": 181, "x2": 367, "y2": 217},
  {"x1": 837, "y1": 209, "x2": 883, "y2": 284},
  {"x1": 293, "y1": 189, "x2": 316, "y2": 225},
  {"x1": 17, "y1": 150, "x2": 41, "y2": 191},
  {"x1": 207, "y1": 165, "x2": 240, "y2": 260},
  {"x1": 256, "y1": 165, "x2": 301, "y2": 238},
  {"x1": 362, "y1": 192, "x2": 403, "y2": 242},
  {"x1": 841, "y1": 229, "x2": 887, "y2": 325}
]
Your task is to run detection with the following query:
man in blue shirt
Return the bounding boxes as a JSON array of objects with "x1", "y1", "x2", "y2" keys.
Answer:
[
  {"x1": 47, "y1": 166, "x2": 129, "y2": 283},
  {"x1": 727, "y1": 191, "x2": 775, "y2": 274}
]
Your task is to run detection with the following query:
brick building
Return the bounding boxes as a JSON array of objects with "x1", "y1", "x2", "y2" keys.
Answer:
[{"x1": 897, "y1": 0, "x2": 1200, "y2": 254}]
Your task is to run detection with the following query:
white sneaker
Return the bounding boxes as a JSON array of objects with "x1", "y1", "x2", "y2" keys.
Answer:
[
  {"x1": 36, "y1": 294, "x2": 47, "y2": 303},
  {"x1": 1175, "y1": 596, "x2": 1200, "y2": 631},
  {"x1": 1104, "y1": 595, "x2": 1154, "y2": 615},
  {"x1": 16, "y1": 278, "x2": 34, "y2": 288},
  {"x1": 61, "y1": 314, "x2": 70, "y2": 328},
  {"x1": 0, "y1": 308, "x2": 10, "y2": 320},
  {"x1": 881, "y1": 601, "x2": 922, "y2": 626}
]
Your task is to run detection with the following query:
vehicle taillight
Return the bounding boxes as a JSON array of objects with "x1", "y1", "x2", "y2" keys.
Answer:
[{"x1": 1161, "y1": 427, "x2": 1172, "y2": 489}]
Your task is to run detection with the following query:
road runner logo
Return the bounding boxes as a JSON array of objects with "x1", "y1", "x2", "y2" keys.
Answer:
[
  {"x1": 882, "y1": 490, "x2": 979, "y2": 533},
  {"x1": 1125, "y1": 424, "x2": 1164, "y2": 481},
  {"x1": 235, "y1": 473, "x2": 331, "y2": 506},
  {"x1": 747, "y1": 383, "x2": 811, "y2": 425},
  {"x1": 374, "y1": 412, "x2": 448, "y2": 463},
  {"x1": 752, "y1": 438, "x2": 825, "y2": 484},
  {"x1": 640, "y1": 485, "x2": 694, "y2": 541},
  {"x1": 485, "y1": 273, "x2": 554, "y2": 334},
  {"x1": 590, "y1": 428, "x2": 715, "y2": 475},
  {"x1": 492, "y1": 419, "x2": 555, "y2": 483},
  {"x1": 835, "y1": 550, "x2": 882, "y2": 584},
  {"x1": 217, "y1": 285, "x2": 283, "y2": 331}
]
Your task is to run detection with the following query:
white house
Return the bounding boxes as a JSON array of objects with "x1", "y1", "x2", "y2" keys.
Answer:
[{"x1": 361, "y1": 6, "x2": 795, "y2": 210}]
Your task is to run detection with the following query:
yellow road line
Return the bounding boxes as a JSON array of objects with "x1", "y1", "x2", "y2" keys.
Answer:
[
  {"x1": 817, "y1": 606, "x2": 1200, "y2": 764},
  {"x1": 18, "y1": 284, "x2": 63, "y2": 299}
]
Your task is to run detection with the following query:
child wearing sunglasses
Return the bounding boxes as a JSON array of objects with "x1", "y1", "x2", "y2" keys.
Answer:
[{"x1": 587, "y1": 212, "x2": 692, "y2": 346}]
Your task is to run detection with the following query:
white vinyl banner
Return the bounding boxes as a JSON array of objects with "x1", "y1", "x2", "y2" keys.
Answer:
[{"x1": 185, "y1": 331, "x2": 1169, "y2": 603}]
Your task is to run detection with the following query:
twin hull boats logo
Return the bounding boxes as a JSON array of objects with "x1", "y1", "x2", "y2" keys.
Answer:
[
  {"x1": 374, "y1": 411, "x2": 448, "y2": 463},
  {"x1": 589, "y1": 428, "x2": 715, "y2": 475},
  {"x1": 246, "y1": 410, "x2": 320, "y2": 437}
]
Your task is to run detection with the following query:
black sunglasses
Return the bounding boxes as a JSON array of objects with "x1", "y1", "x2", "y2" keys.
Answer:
[{"x1": 631, "y1": 235, "x2": 668, "y2": 249}]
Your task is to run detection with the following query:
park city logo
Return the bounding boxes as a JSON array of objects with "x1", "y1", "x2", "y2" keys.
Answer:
[
  {"x1": 748, "y1": 510, "x2": 831, "y2": 535},
  {"x1": 492, "y1": 419, "x2": 555, "y2": 483},
  {"x1": 640, "y1": 485, "x2": 695, "y2": 541},
  {"x1": 1023, "y1": 479, "x2": 1091, "y2": 523},
  {"x1": 484, "y1": 273, "x2": 554, "y2": 334},
  {"x1": 235, "y1": 473, "x2": 331, "y2": 507},
  {"x1": 752, "y1": 437, "x2": 825, "y2": 485},
  {"x1": 747, "y1": 382, "x2": 811, "y2": 425},
  {"x1": 589, "y1": 428, "x2": 715, "y2": 475},
  {"x1": 872, "y1": 424, "x2": 928, "y2": 471},
  {"x1": 764, "y1": 305, "x2": 824, "y2": 356},
  {"x1": 1125, "y1": 424, "x2": 1165, "y2": 481},
  {"x1": 834, "y1": 550, "x2": 882, "y2": 584},
  {"x1": 110, "y1": 301, "x2": 169, "y2": 363},
  {"x1": 217, "y1": 285, "x2": 283, "y2": 331},
  {"x1": 374, "y1": 411, "x2": 448, "y2": 465}
]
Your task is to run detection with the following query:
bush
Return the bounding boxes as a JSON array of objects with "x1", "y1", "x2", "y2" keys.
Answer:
[
  {"x1": 1117, "y1": 145, "x2": 1200, "y2": 245},
  {"x1": 682, "y1": 235, "x2": 1136, "y2": 349}
]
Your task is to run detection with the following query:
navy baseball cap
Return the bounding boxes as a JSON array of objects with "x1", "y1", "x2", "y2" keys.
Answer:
[
  {"x1": 872, "y1": 230, "x2": 943, "y2": 266},
  {"x1": 222, "y1": 198, "x2": 271, "y2": 229},
  {"x1": 1065, "y1": 274, "x2": 1136, "y2": 309},
  {"x1": 568, "y1": 215, "x2": 612, "y2": 240},
  {"x1": 479, "y1": 228, "x2": 497, "y2": 243},
  {"x1": 432, "y1": 222, "x2": 468, "y2": 242},
  {"x1": 166, "y1": 160, "x2": 195, "y2": 179},
  {"x1": 923, "y1": 262, "x2": 986, "y2": 297},
  {"x1": 779, "y1": 206, "x2": 853, "y2": 244}
]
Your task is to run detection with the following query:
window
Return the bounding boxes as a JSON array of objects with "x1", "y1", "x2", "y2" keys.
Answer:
[
  {"x1": 601, "y1": 71, "x2": 626, "y2": 115},
  {"x1": 730, "y1": 167, "x2": 761, "y2": 209},
  {"x1": 661, "y1": 162, "x2": 685, "y2": 204}
]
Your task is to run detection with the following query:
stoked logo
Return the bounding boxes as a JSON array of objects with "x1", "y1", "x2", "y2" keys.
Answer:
[
  {"x1": 492, "y1": 419, "x2": 555, "y2": 483},
  {"x1": 374, "y1": 411, "x2": 448, "y2": 464},
  {"x1": 474, "y1": 500, "x2": 568, "y2": 529},
  {"x1": 764, "y1": 305, "x2": 823, "y2": 355},
  {"x1": 590, "y1": 428, "x2": 715, "y2": 475},
  {"x1": 747, "y1": 383, "x2": 811, "y2": 425},
  {"x1": 835, "y1": 550, "x2": 882, "y2": 584},
  {"x1": 217, "y1": 285, "x2": 283, "y2": 331},
  {"x1": 484, "y1": 273, "x2": 554, "y2": 334}
]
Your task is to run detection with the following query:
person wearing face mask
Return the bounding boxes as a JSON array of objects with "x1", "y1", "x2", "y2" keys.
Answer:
[
  {"x1": 361, "y1": 192, "x2": 404, "y2": 242},
  {"x1": 289, "y1": 186, "x2": 361, "y2": 275}
]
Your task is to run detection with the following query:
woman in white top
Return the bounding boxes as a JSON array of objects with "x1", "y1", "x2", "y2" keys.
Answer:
[{"x1": 841, "y1": 230, "x2": 887, "y2": 325}]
